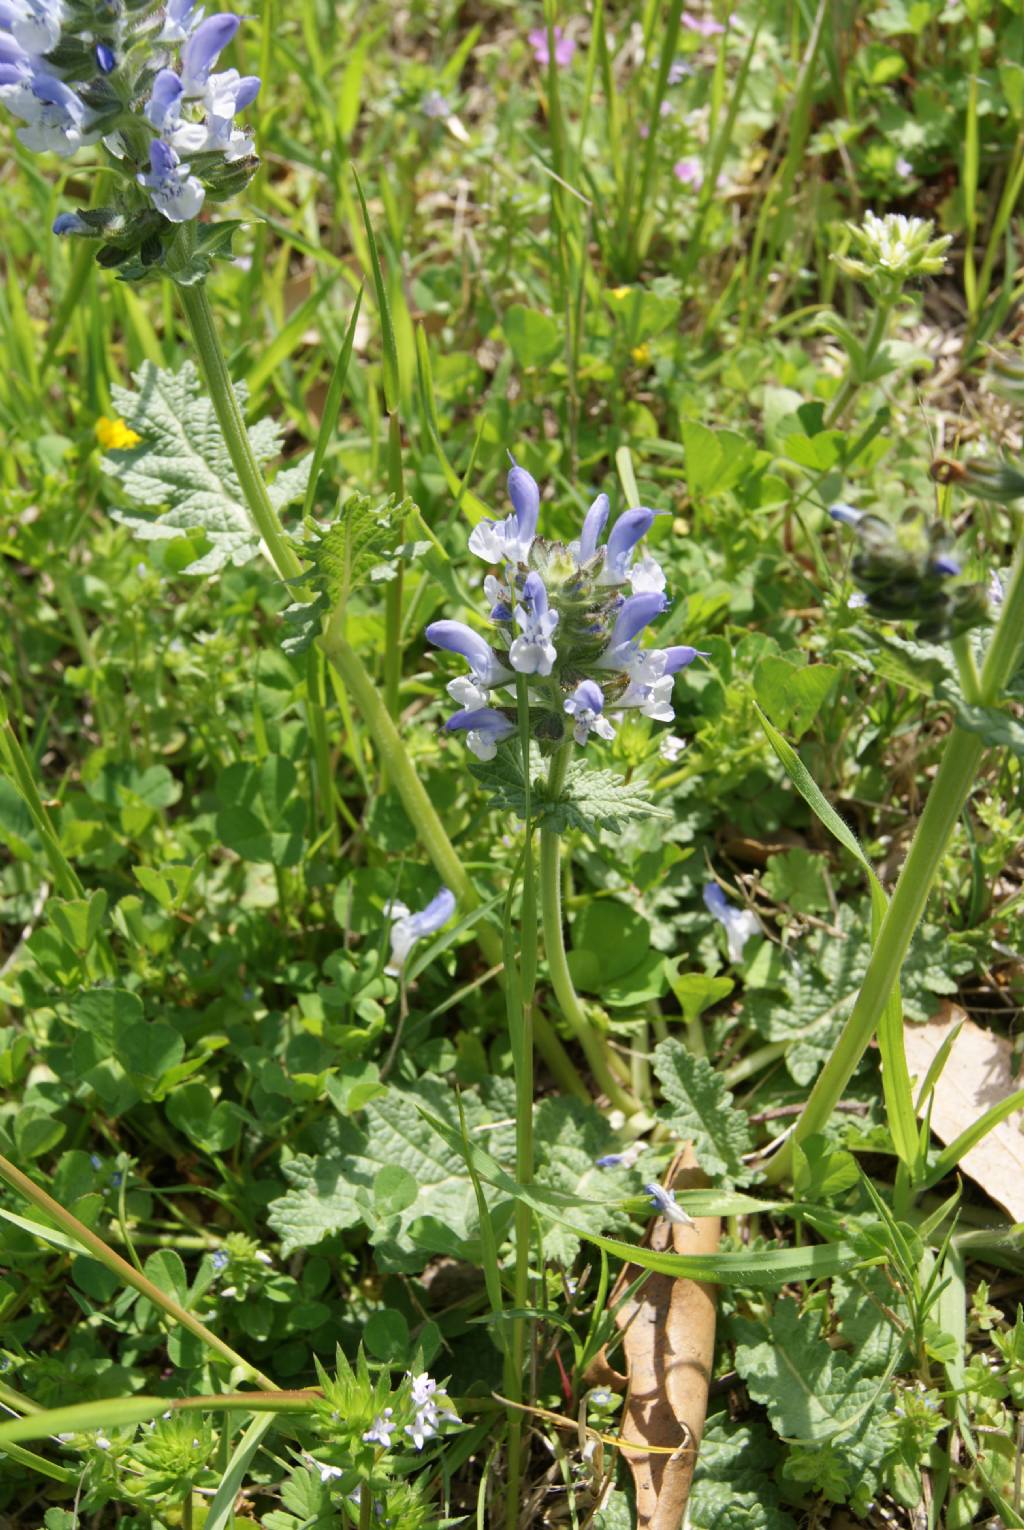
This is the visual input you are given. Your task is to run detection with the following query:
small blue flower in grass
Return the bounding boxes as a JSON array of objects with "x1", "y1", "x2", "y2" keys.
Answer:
[
  {"x1": 598, "y1": 507, "x2": 659, "y2": 587},
  {"x1": 575, "y1": 492, "x2": 610, "y2": 565},
  {"x1": 137, "y1": 139, "x2": 205, "y2": 223},
  {"x1": 509, "y1": 571, "x2": 558, "y2": 676},
  {"x1": 598, "y1": 591, "x2": 670, "y2": 667},
  {"x1": 829, "y1": 503, "x2": 864, "y2": 527},
  {"x1": 444, "y1": 706, "x2": 517, "y2": 761},
  {"x1": 180, "y1": 12, "x2": 239, "y2": 96},
  {"x1": 385, "y1": 886, "x2": 456, "y2": 975},
  {"x1": 425, "y1": 619, "x2": 513, "y2": 709},
  {"x1": 5, "y1": 70, "x2": 94, "y2": 156},
  {"x1": 211, "y1": 1248, "x2": 229, "y2": 1272},
  {"x1": 468, "y1": 458, "x2": 540, "y2": 565},
  {"x1": 160, "y1": 0, "x2": 205, "y2": 44},
  {"x1": 429, "y1": 458, "x2": 707, "y2": 758},
  {"x1": 704, "y1": 881, "x2": 761, "y2": 964},
  {"x1": 644, "y1": 1182, "x2": 694, "y2": 1227},
  {"x1": 362, "y1": 1408, "x2": 395, "y2": 1447},
  {"x1": 565, "y1": 679, "x2": 614, "y2": 745}
]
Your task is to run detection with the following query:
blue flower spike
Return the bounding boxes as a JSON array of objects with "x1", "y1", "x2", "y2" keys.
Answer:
[
  {"x1": 2, "y1": 0, "x2": 262, "y2": 237},
  {"x1": 432, "y1": 460, "x2": 706, "y2": 761}
]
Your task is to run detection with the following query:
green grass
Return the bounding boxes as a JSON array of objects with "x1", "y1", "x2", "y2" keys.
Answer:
[{"x1": 1, "y1": 2, "x2": 1024, "y2": 1528}]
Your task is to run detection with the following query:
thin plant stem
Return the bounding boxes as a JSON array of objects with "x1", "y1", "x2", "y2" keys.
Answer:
[
  {"x1": 0, "y1": 1150, "x2": 277, "y2": 1390},
  {"x1": 384, "y1": 410, "x2": 404, "y2": 719},
  {"x1": 539, "y1": 744, "x2": 639, "y2": 1114},
  {"x1": 177, "y1": 282, "x2": 304, "y2": 583},
  {"x1": 0, "y1": 710, "x2": 83, "y2": 901},
  {"x1": 764, "y1": 535, "x2": 1024, "y2": 1184},
  {"x1": 505, "y1": 676, "x2": 537, "y2": 1530}
]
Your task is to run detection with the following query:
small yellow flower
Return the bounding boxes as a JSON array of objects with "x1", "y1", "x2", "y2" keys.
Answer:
[
  {"x1": 95, "y1": 415, "x2": 141, "y2": 450},
  {"x1": 631, "y1": 342, "x2": 651, "y2": 365},
  {"x1": 610, "y1": 285, "x2": 632, "y2": 299}
]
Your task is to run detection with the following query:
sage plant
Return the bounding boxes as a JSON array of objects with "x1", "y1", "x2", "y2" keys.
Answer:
[{"x1": 1, "y1": 0, "x2": 260, "y2": 275}]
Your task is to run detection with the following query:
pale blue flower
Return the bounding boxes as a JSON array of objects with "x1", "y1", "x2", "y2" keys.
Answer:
[
  {"x1": 52, "y1": 209, "x2": 90, "y2": 233},
  {"x1": 509, "y1": 571, "x2": 558, "y2": 675},
  {"x1": 180, "y1": 12, "x2": 239, "y2": 96},
  {"x1": 3, "y1": 0, "x2": 62, "y2": 54},
  {"x1": 703, "y1": 881, "x2": 760, "y2": 963},
  {"x1": 137, "y1": 139, "x2": 205, "y2": 222},
  {"x1": 598, "y1": 507, "x2": 658, "y2": 586},
  {"x1": 829, "y1": 502, "x2": 864, "y2": 527},
  {"x1": 385, "y1": 887, "x2": 456, "y2": 974},
  {"x1": 564, "y1": 679, "x2": 614, "y2": 745},
  {"x1": 426, "y1": 619, "x2": 514, "y2": 707},
  {"x1": 409, "y1": 1373, "x2": 438, "y2": 1407},
  {"x1": 362, "y1": 1407, "x2": 395, "y2": 1447},
  {"x1": 644, "y1": 1182, "x2": 695, "y2": 1226},
  {"x1": 211, "y1": 1249, "x2": 229, "y2": 1271},
  {"x1": 575, "y1": 492, "x2": 610, "y2": 565},
  {"x1": 145, "y1": 68, "x2": 187, "y2": 134},
  {"x1": 405, "y1": 1411, "x2": 438, "y2": 1450},
  {"x1": 203, "y1": 67, "x2": 259, "y2": 157},
  {"x1": 468, "y1": 459, "x2": 540, "y2": 565},
  {"x1": 5, "y1": 71, "x2": 93, "y2": 155},
  {"x1": 444, "y1": 706, "x2": 516, "y2": 761},
  {"x1": 159, "y1": 0, "x2": 204, "y2": 43}
]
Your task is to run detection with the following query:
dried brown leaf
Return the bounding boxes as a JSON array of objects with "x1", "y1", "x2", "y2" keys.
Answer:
[
  {"x1": 589, "y1": 1145, "x2": 720, "y2": 1530},
  {"x1": 904, "y1": 1001, "x2": 1024, "y2": 1220}
]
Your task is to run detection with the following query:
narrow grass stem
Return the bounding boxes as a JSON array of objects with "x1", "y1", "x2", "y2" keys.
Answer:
[
  {"x1": 0, "y1": 1150, "x2": 277, "y2": 1390},
  {"x1": 539, "y1": 745, "x2": 639, "y2": 1114},
  {"x1": 384, "y1": 410, "x2": 404, "y2": 719},
  {"x1": 0, "y1": 713, "x2": 83, "y2": 901},
  {"x1": 764, "y1": 535, "x2": 1024, "y2": 1184}
]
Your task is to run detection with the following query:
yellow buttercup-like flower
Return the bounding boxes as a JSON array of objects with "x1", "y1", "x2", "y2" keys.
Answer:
[
  {"x1": 631, "y1": 343, "x2": 651, "y2": 365},
  {"x1": 95, "y1": 415, "x2": 141, "y2": 450}
]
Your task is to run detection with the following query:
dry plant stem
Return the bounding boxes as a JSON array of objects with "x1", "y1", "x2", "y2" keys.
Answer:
[
  {"x1": 765, "y1": 537, "x2": 1024, "y2": 1185},
  {"x1": 0, "y1": 1150, "x2": 277, "y2": 1390},
  {"x1": 539, "y1": 743, "x2": 640, "y2": 1115},
  {"x1": 178, "y1": 280, "x2": 588, "y2": 1103}
]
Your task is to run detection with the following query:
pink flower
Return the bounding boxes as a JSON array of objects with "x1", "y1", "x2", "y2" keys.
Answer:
[
  {"x1": 673, "y1": 157, "x2": 704, "y2": 189},
  {"x1": 681, "y1": 10, "x2": 726, "y2": 35},
  {"x1": 528, "y1": 25, "x2": 576, "y2": 67}
]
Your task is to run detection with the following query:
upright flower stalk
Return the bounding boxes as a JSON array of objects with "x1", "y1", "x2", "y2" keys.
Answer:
[{"x1": 428, "y1": 460, "x2": 704, "y2": 1114}]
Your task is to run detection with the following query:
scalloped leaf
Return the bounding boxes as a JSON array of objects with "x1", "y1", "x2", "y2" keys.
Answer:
[{"x1": 104, "y1": 361, "x2": 310, "y2": 575}]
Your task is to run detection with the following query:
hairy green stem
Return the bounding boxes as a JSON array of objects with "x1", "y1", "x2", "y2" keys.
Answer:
[
  {"x1": 178, "y1": 283, "x2": 304, "y2": 583},
  {"x1": 765, "y1": 538, "x2": 1024, "y2": 1184},
  {"x1": 539, "y1": 745, "x2": 639, "y2": 1114},
  {"x1": 505, "y1": 677, "x2": 537, "y2": 1530},
  {"x1": 0, "y1": 1151, "x2": 277, "y2": 1390}
]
